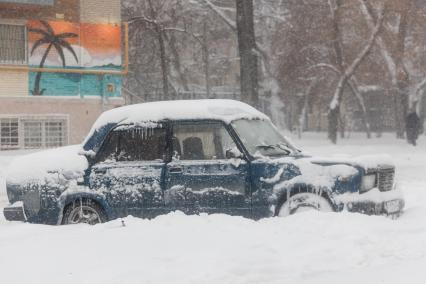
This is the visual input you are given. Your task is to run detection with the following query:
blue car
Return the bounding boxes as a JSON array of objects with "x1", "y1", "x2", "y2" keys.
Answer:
[{"x1": 3, "y1": 100, "x2": 404, "y2": 225}]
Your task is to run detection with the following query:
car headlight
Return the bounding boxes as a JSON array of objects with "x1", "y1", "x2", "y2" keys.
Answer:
[{"x1": 360, "y1": 174, "x2": 377, "y2": 193}]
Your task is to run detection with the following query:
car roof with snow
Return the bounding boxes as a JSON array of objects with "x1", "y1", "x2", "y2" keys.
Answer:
[{"x1": 82, "y1": 99, "x2": 269, "y2": 155}]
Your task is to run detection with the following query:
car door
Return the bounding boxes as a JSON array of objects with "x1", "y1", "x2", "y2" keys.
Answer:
[
  {"x1": 89, "y1": 124, "x2": 168, "y2": 219},
  {"x1": 164, "y1": 121, "x2": 251, "y2": 217}
]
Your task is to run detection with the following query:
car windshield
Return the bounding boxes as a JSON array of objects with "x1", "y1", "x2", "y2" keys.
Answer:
[{"x1": 231, "y1": 119, "x2": 299, "y2": 157}]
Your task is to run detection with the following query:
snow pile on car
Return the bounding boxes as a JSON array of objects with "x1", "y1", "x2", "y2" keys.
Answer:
[
  {"x1": 257, "y1": 154, "x2": 401, "y2": 209},
  {"x1": 5, "y1": 145, "x2": 87, "y2": 185},
  {"x1": 309, "y1": 154, "x2": 395, "y2": 172},
  {"x1": 84, "y1": 99, "x2": 268, "y2": 139},
  {"x1": 273, "y1": 161, "x2": 357, "y2": 189}
]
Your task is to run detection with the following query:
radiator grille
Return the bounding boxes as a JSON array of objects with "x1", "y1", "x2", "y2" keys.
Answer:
[
  {"x1": 378, "y1": 167, "x2": 395, "y2": 192},
  {"x1": 22, "y1": 190, "x2": 41, "y2": 216}
]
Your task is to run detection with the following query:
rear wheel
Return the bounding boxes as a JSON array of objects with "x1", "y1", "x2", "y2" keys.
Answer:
[
  {"x1": 278, "y1": 192, "x2": 333, "y2": 217},
  {"x1": 62, "y1": 199, "x2": 107, "y2": 225}
]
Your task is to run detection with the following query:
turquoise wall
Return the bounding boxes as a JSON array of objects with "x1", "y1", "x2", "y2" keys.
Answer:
[{"x1": 29, "y1": 72, "x2": 122, "y2": 97}]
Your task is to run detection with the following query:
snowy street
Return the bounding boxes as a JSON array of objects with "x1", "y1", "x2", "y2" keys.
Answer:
[{"x1": 0, "y1": 133, "x2": 425, "y2": 284}]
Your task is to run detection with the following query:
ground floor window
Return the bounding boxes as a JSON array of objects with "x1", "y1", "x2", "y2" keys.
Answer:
[
  {"x1": 0, "y1": 118, "x2": 19, "y2": 150},
  {"x1": 24, "y1": 121, "x2": 43, "y2": 149},
  {"x1": 0, "y1": 116, "x2": 68, "y2": 150},
  {"x1": 45, "y1": 121, "x2": 66, "y2": 148}
]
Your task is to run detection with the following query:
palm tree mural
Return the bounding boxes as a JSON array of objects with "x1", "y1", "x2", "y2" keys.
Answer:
[{"x1": 29, "y1": 20, "x2": 79, "y2": 96}]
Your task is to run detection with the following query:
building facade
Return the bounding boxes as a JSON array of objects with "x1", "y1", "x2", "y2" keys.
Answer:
[{"x1": 0, "y1": 0, "x2": 126, "y2": 150}]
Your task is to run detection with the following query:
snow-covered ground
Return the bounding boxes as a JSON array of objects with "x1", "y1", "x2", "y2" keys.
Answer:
[{"x1": 0, "y1": 133, "x2": 425, "y2": 284}]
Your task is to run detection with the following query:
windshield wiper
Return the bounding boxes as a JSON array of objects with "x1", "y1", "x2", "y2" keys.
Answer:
[
  {"x1": 256, "y1": 144, "x2": 291, "y2": 155},
  {"x1": 256, "y1": 144, "x2": 276, "y2": 150},
  {"x1": 276, "y1": 143, "x2": 293, "y2": 154}
]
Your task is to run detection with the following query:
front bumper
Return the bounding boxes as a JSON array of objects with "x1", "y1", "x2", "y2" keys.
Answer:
[
  {"x1": 3, "y1": 203, "x2": 27, "y2": 222},
  {"x1": 346, "y1": 198, "x2": 405, "y2": 216}
]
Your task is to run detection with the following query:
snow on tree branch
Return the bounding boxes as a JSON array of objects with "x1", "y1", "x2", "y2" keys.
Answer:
[
  {"x1": 358, "y1": 0, "x2": 397, "y2": 84},
  {"x1": 330, "y1": 4, "x2": 385, "y2": 110},
  {"x1": 192, "y1": 0, "x2": 237, "y2": 31}
]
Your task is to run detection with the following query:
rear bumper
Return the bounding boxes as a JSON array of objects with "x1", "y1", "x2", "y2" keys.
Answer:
[{"x1": 3, "y1": 203, "x2": 27, "y2": 222}]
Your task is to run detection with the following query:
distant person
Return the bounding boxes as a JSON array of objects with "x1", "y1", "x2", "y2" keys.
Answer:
[{"x1": 406, "y1": 111, "x2": 420, "y2": 146}]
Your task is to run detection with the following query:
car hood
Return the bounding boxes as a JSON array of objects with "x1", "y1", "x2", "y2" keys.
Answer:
[
  {"x1": 306, "y1": 154, "x2": 395, "y2": 173},
  {"x1": 254, "y1": 153, "x2": 394, "y2": 191},
  {"x1": 5, "y1": 145, "x2": 88, "y2": 186},
  {"x1": 257, "y1": 153, "x2": 394, "y2": 169}
]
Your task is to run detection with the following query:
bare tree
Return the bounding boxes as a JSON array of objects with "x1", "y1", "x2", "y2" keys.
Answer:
[
  {"x1": 327, "y1": 1, "x2": 384, "y2": 143},
  {"x1": 358, "y1": 0, "x2": 412, "y2": 139},
  {"x1": 235, "y1": 0, "x2": 259, "y2": 108},
  {"x1": 193, "y1": 0, "x2": 289, "y2": 119}
]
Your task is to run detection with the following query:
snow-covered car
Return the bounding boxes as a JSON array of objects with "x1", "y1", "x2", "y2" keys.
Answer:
[{"x1": 3, "y1": 100, "x2": 404, "y2": 224}]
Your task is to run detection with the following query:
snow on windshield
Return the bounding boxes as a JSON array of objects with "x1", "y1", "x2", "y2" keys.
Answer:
[{"x1": 232, "y1": 119, "x2": 298, "y2": 157}]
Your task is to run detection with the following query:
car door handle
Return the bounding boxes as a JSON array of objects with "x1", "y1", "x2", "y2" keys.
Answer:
[
  {"x1": 169, "y1": 166, "x2": 183, "y2": 174},
  {"x1": 94, "y1": 168, "x2": 107, "y2": 174}
]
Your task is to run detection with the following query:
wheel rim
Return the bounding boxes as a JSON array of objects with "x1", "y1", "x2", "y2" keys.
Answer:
[
  {"x1": 67, "y1": 206, "x2": 101, "y2": 225},
  {"x1": 278, "y1": 192, "x2": 333, "y2": 217},
  {"x1": 290, "y1": 204, "x2": 318, "y2": 215}
]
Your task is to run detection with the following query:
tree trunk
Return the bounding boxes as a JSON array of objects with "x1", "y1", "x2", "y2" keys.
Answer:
[
  {"x1": 147, "y1": 0, "x2": 169, "y2": 100},
  {"x1": 203, "y1": 22, "x2": 211, "y2": 98},
  {"x1": 328, "y1": 0, "x2": 372, "y2": 140},
  {"x1": 348, "y1": 80, "x2": 371, "y2": 138},
  {"x1": 394, "y1": 6, "x2": 410, "y2": 139},
  {"x1": 236, "y1": 0, "x2": 259, "y2": 109},
  {"x1": 328, "y1": 106, "x2": 339, "y2": 144},
  {"x1": 328, "y1": 5, "x2": 384, "y2": 143},
  {"x1": 32, "y1": 43, "x2": 53, "y2": 96},
  {"x1": 395, "y1": 83, "x2": 409, "y2": 139},
  {"x1": 166, "y1": 33, "x2": 189, "y2": 92},
  {"x1": 157, "y1": 28, "x2": 169, "y2": 100}
]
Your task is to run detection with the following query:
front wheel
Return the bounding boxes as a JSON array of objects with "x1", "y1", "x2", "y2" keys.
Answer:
[
  {"x1": 277, "y1": 192, "x2": 334, "y2": 217},
  {"x1": 62, "y1": 199, "x2": 107, "y2": 225}
]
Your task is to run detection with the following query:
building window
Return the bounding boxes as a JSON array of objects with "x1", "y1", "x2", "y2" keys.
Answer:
[
  {"x1": 24, "y1": 121, "x2": 43, "y2": 149},
  {"x1": 45, "y1": 121, "x2": 66, "y2": 148},
  {"x1": 0, "y1": 118, "x2": 19, "y2": 150},
  {"x1": 0, "y1": 24, "x2": 26, "y2": 64},
  {"x1": 23, "y1": 120, "x2": 67, "y2": 149},
  {"x1": 0, "y1": 117, "x2": 68, "y2": 150}
]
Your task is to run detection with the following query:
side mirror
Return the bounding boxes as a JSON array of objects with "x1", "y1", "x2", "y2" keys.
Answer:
[
  {"x1": 77, "y1": 177, "x2": 85, "y2": 186},
  {"x1": 225, "y1": 147, "x2": 244, "y2": 159},
  {"x1": 78, "y1": 149, "x2": 96, "y2": 165}
]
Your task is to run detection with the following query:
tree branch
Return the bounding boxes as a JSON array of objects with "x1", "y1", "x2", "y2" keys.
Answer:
[
  {"x1": 197, "y1": 0, "x2": 237, "y2": 31},
  {"x1": 330, "y1": 5, "x2": 384, "y2": 109},
  {"x1": 358, "y1": 0, "x2": 397, "y2": 83},
  {"x1": 128, "y1": 16, "x2": 157, "y2": 25}
]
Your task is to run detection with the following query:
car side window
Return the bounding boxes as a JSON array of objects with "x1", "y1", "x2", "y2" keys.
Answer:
[
  {"x1": 172, "y1": 122, "x2": 237, "y2": 160},
  {"x1": 97, "y1": 126, "x2": 167, "y2": 163}
]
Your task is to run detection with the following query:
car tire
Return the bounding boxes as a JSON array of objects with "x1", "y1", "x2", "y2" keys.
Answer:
[
  {"x1": 277, "y1": 192, "x2": 334, "y2": 217},
  {"x1": 62, "y1": 199, "x2": 107, "y2": 225}
]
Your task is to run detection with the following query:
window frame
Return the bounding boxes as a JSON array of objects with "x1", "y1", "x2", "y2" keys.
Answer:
[
  {"x1": 23, "y1": 120, "x2": 43, "y2": 149},
  {"x1": 94, "y1": 122, "x2": 171, "y2": 165},
  {"x1": 0, "y1": 115, "x2": 68, "y2": 150},
  {"x1": 170, "y1": 119, "x2": 247, "y2": 162},
  {"x1": 0, "y1": 117, "x2": 19, "y2": 150},
  {"x1": 0, "y1": 22, "x2": 28, "y2": 65}
]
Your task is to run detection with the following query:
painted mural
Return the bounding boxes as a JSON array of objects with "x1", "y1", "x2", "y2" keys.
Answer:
[{"x1": 27, "y1": 20, "x2": 122, "y2": 97}]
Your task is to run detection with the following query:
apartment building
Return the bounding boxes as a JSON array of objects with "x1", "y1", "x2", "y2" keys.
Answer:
[{"x1": 0, "y1": 0, "x2": 126, "y2": 150}]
